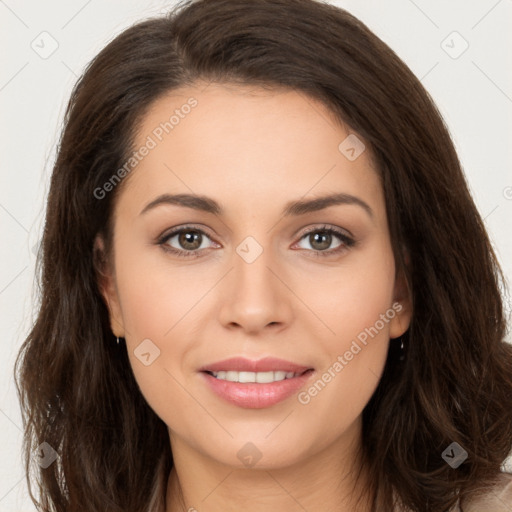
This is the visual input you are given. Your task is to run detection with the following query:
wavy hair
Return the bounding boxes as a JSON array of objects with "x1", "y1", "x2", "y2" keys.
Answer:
[{"x1": 14, "y1": 0, "x2": 512, "y2": 510}]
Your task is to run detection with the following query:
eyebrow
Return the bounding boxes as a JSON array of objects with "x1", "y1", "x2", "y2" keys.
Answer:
[{"x1": 139, "y1": 192, "x2": 373, "y2": 219}]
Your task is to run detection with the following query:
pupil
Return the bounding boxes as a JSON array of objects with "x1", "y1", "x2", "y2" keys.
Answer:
[
  {"x1": 180, "y1": 231, "x2": 201, "y2": 250},
  {"x1": 311, "y1": 232, "x2": 331, "y2": 250}
]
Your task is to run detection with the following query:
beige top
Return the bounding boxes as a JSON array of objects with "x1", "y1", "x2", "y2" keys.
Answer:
[
  {"x1": 393, "y1": 473, "x2": 512, "y2": 511},
  {"x1": 459, "y1": 472, "x2": 512, "y2": 512},
  {"x1": 159, "y1": 472, "x2": 512, "y2": 511}
]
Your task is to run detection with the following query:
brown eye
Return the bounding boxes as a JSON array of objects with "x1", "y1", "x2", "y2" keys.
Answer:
[
  {"x1": 158, "y1": 226, "x2": 217, "y2": 258},
  {"x1": 308, "y1": 231, "x2": 334, "y2": 251},
  {"x1": 177, "y1": 230, "x2": 203, "y2": 251},
  {"x1": 295, "y1": 225, "x2": 355, "y2": 257}
]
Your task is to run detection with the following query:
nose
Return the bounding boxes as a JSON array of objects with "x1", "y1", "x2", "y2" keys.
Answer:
[{"x1": 217, "y1": 238, "x2": 293, "y2": 334}]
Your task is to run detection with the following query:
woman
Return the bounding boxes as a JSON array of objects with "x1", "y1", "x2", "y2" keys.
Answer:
[{"x1": 14, "y1": 0, "x2": 512, "y2": 510}]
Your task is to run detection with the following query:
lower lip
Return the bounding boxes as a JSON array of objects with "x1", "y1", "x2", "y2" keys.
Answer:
[{"x1": 200, "y1": 370, "x2": 314, "y2": 409}]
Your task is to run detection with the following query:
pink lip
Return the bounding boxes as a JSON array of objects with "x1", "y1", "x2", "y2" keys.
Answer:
[
  {"x1": 198, "y1": 356, "x2": 312, "y2": 373},
  {"x1": 200, "y1": 370, "x2": 314, "y2": 409},
  {"x1": 198, "y1": 357, "x2": 315, "y2": 409}
]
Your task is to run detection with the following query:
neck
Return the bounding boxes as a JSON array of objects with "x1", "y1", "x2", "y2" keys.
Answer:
[{"x1": 165, "y1": 421, "x2": 372, "y2": 512}]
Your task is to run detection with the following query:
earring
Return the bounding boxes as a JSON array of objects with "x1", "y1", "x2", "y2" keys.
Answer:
[
  {"x1": 399, "y1": 339, "x2": 405, "y2": 361},
  {"x1": 116, "y1": 336, "x2": 120, "y2": 345}
]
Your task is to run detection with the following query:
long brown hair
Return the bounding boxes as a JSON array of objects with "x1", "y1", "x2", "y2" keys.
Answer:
[{"x1": 14, "y1": 0, "x2": 512, "y2": 510}]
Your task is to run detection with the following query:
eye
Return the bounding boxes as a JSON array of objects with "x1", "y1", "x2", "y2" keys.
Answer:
[
  {"x1": 157, "y1": 224, "x2": 356, "y2": 259},
  {"x1": 294, "y1": 225, "x2": 355, "y2": 257},
  {"x1": 158, "y1": 225, "x2": 218, "y2": 258}
]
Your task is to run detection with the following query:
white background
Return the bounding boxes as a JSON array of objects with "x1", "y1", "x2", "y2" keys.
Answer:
[{"x1": 1, "y1": 0, "x2": 511, "y2": 509}]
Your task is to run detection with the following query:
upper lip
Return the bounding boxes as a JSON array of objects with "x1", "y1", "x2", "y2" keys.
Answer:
[{"x1": 199, "y1": 357, "x2": 313, "y2": 374}]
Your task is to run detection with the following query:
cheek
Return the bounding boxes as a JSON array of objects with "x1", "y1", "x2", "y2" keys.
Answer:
[
  {"x1": 299, "y1": 244, "x2": 395, "y2": 415},
  {"x1": 307, "y1": 241, "x2": 396, "y2": 344},
  {"x1": 119, "y1": 274, "x2": 194, "y2": 429},
  {"x1": 115, "y1": 240, "x2": 206, "y2": 339},
  {"x1": 111, "y1": 244, "x2": 199, "y2": 418},
  {"x1": 298, "y1": 310, "x2": 392, "y2": 445}
]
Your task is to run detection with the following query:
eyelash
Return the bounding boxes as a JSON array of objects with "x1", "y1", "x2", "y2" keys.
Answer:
[{"x1": 157, "y1": 224, "x2": 356, "y2": 259}]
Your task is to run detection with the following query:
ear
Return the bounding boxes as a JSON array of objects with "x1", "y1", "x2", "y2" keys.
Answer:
[
  {"x1": 388, "y1": 256, "x2": 412, "y2": 339},
  {"x1": 93, "y1": 234, "x2": 125, "y2": 338}
]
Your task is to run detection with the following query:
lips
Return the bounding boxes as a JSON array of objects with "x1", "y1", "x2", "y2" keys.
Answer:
[
  {"x1": 198, "y1": 356, "x2": 315, "y2": 408},
  {"x1": 198, "y1": 356, "x2": 312, "y2": 374}
]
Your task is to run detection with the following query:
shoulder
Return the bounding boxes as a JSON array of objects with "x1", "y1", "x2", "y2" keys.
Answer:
[
  {"x1": 460, "y1": 472, "x2": 512, "y2": 512},
  {"x1": 392, "y1": 473, "x2": 512, "y2": 511}
]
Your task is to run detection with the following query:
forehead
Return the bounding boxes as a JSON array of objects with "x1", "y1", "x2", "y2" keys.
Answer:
[{"x1": 118, "y1": 82, "x2": 384, "y2": 223}]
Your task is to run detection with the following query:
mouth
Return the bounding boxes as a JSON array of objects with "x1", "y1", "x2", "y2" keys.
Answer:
[
  {"x1": 198, "y1": 357, "x2": 315, "y2": 409},
  {"x1": 203, "y1": 368, "x2": 313, "y2": 383},
  {"x1": 198, "y1": 356, "x2": 313, "y2": 375}
]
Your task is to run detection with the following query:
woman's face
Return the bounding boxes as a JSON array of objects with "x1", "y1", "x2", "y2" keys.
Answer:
[{"x1": 97, "y1": 82, "x2": 411, "y2": 471}]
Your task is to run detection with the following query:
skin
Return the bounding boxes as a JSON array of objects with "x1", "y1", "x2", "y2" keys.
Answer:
[{"x1": 97, "y1": 82, "x2": 412, "y2": 512}]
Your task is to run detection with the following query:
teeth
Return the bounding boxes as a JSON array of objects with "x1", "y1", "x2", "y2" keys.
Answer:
[{"x1": 210, "y1": 370, "x2": 301, "y2": 383}]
